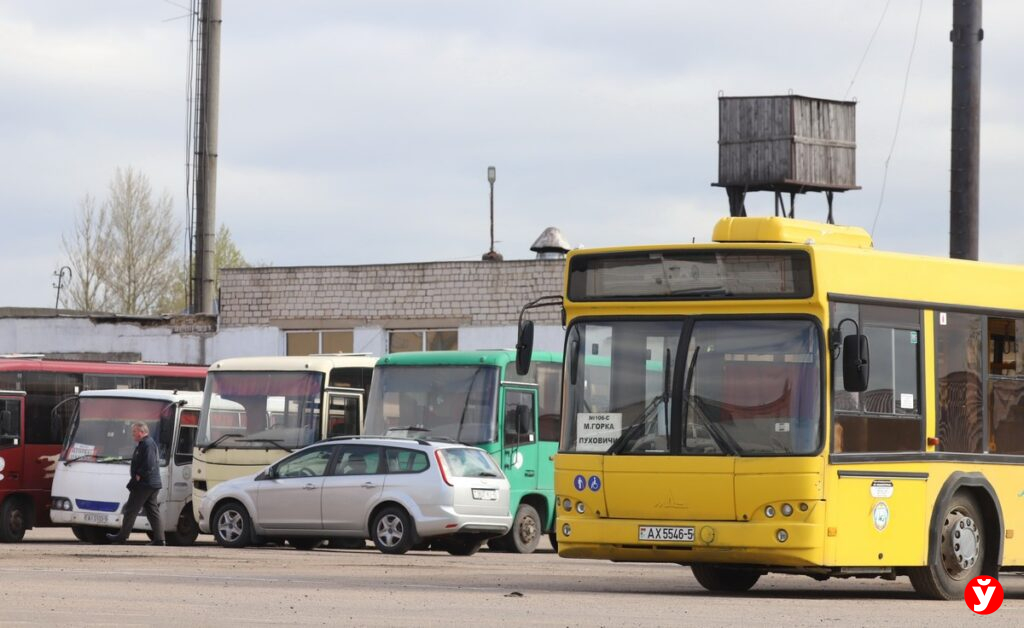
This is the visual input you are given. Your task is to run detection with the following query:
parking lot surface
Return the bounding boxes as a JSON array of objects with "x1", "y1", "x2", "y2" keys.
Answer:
[{"x1": 2, "y1": 529, "x2": 1021, "y2": 626}]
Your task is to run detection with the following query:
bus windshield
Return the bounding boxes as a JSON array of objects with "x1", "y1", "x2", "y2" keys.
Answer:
[
  {"x1": 197, "y1": 371, "x2": 324, "y2": 450},
  {"x1": 63, "y1": 397, "x2": 174, "y2": 465},
  {"x1": 363, "y1": 366, "x2": 499, "y2": 445},
  {"x1": 563, "y1": 318, "x2": 821, "y2": 455}
]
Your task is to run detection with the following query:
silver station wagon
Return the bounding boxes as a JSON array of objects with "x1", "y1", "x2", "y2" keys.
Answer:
[{"x1": 197, "y1": 437, "x2": 512, "y2": 555}]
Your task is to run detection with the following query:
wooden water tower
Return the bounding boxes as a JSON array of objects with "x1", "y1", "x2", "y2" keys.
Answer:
[{"x1": 714, "y1": 95, "x2": 859, "y2": 223}]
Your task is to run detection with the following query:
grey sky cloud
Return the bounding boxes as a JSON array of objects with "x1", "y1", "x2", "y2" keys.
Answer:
[{"x1": 2, "y1": 1, "x2": 1022, "y2": 308}]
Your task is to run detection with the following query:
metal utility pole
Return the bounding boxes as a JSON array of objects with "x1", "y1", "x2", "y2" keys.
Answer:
[
  {"x1": 481, "y1": 166, "x2": 503, "y2": 261},
  {"x1": 949, "y1": 0, "x2": 982, "y2": 261},
  {"x1": 192, "y1": 0, "x2": 222, "y2": 313}
]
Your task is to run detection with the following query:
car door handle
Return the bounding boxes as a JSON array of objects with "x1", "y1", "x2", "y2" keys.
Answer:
[
  {"x1": 303, "y1": 483, "x2": 317, "y2": 490},
  {"x1": 362, "y1": 482, "x2": 377, "y2": 489}
]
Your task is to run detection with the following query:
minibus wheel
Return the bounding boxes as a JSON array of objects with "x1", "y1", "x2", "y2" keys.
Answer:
[
  {"x1": 166, "y1": 508, "x2": 200, "y2": 546},
  {"x1": 0, "y1": 498, "x2": 28, "y2": 543},
  {"x1": 690, "y1": 564, "x2": 761, "y2": 592},
  {"x1": 908, "y1": 491, "x2": 985, "y2": 600}
]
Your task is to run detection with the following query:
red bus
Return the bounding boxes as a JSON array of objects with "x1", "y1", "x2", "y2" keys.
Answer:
[{"x1": 0, "y1": 357, "x2": 206, "y2": 542}]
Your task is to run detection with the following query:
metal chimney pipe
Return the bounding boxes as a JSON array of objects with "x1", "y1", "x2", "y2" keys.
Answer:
[{"x1": 949, "y1": 0, "x2": 982, "y2": 261}]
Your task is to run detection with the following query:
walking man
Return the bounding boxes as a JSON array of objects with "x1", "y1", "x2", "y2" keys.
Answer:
[{"x1": 106, "y1": 422, "x2": 165, "y2": 546}]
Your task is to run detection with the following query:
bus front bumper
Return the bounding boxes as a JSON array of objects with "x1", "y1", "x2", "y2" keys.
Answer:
[{"x1": 555, "y1": 516, "x2": 824, "y2": 568}]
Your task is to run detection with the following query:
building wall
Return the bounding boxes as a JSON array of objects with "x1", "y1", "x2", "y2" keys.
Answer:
[{"x1": 218, "y1": 259, "x2": 564, "y2": 328}]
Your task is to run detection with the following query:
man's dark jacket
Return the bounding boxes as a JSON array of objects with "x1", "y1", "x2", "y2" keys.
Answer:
[{"x1": 127, "y1": 435, "x2": 162, "y2": 490}]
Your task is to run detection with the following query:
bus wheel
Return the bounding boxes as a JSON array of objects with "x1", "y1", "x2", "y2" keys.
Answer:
[
  {"x1": 908, "y1": 491, "x2": 985, "y2": 600},
  {"x1": 212, "y1": 502, "x2": 252, "y2": 549},
  {"x1": 0, "y1": 499, "x2": 28, "y2": 543},
  {"x1": 548, "y1": 531, "x2": 558, "y2": 552},
  {"x1": 690, "y1": 564, "x2": 761, "y2": 593},
  {"x1": 509, "y1": 504, "x2": 541, "y2": 554},
  {"x1": 371, "y1": 506, "x2": 416, "y2": 555},
  {"x1": 166, "y1": 507, "x2": 200, "y2": 547}
]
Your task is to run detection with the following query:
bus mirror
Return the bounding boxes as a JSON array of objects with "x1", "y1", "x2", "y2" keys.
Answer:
[
  {"x1": 842, "y1": 334, "x2": 870, "y2": 392},
  {"x1": 515, "y1": 320, "x2": 534, "y2": 376}
]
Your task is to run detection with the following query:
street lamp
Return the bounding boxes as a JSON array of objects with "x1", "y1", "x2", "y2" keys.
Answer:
[
  {"x1": 482, "y1": 165, "x2": 503, "y2": 261},
  {"x1": 53, "y1": 266, "x2": 72, "y2": 312}
]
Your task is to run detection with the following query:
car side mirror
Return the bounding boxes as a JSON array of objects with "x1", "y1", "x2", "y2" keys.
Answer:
[
  {"x1": 842, "y1": 334, "x2": 870, "y2": 393},
  {"x1": 256, "y1": 467, "x2": 275, "y2": 481},
  {"x1": 515, "y1": 320, "x2": 534, "y2": 376}
]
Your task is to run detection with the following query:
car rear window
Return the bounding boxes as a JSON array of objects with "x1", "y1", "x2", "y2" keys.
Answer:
[
  {"x1": 438, "y1": 448, "x2": 501, "y2": 478},
  {"x1": 385, "y1": 447, "x2": 429, "y2": 473}
]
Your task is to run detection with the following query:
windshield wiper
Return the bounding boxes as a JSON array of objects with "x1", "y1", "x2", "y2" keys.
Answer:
[
  {"x1": 63, "y1": 453, "x2": 98, "y2": 465},
  {"x1": 385, "y1": 425, "x2": 431, "y2": 435},
  {"x1": 607, "y1": 393, "x2": 667, "y2": 455},
  {"x1": 237, "y1": 437, "x2": 292, "y2": 453},
  {"x1": 200, "y1": 432, "x2": 242, "y2": 453},
  {"x1": 687, "y1": 395, "x2": 740, "y2": 455},
  {"x1": 97, "y1": 456, "x2": 132, "y2": 464}
]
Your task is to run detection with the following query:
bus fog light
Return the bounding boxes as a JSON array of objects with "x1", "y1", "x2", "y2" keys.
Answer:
[
  {"x1": 563, "y1": 498, "x2": 572, "y2": 511},
  {"x1": 799, "y1": 502, "x2": 808, "y2": 512},
  {"x1": 776, "y1": 529, "x2": 789, "y2": 543},
  {"x1": 576, "y1": 501, "x2": 586, "y2": 514},
  {"x1": 781, "y1": 503, "x2": 793, "y2": 517},
  {"x1": 562, "y1": 523, "x2": 572, "y2": 537},
  {"x1": 765, "y1": 505, "x2": 776, "y2": 518}
]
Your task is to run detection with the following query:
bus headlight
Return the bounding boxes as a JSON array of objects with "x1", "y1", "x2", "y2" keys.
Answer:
[
  {"x1": 562, "y1": 523, "x2": 572, "y2": 537},
  {"x1": 781, "y1": 503, "x2": 793, "y2": 517},
  {"x1": 776, "y1": 529, "x2": 789, "y2": 543},
  {"x1": 765, "y1": 505, "x2": 776, "y2": 518},
  {"x1": 51, "y1": 497, "x2": 72, "y2": 511},
  {"x1": 563, "y1": 498, "x2": 572, "y2": 512}
]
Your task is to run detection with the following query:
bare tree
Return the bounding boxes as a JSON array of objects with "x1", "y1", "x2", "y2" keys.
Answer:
[
  {"x1": 60, "y1": 194, "x2": 110, "y2": 311},
  {"x1": 61, "y1": 167, "x2": 181, "y2": 315}
]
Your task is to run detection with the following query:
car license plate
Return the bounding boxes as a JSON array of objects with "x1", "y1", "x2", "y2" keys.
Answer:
[
  {"x1": 472, "y1": 489, "x2": 498, "y2": 501},
  {"x1": 638, "y1": 526, "x2": 694, "y2": 542},
  {"x1": 83, "y1": 513, "x2": 109, "y2": 525}
]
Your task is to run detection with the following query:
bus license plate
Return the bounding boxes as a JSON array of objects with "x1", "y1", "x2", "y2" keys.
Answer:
[
  {"x1": 472, "y1": 489, "x2": 498, "y2": 501},
  {"x1": 638, "y1": 526, "x2": 694, "y2": 542},
  {"x1": 83, "y1": 513, "x2": 109, "y2": 525}
]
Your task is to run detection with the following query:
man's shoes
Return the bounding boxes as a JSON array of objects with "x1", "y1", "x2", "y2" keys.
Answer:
[
  {"x1": 105, "y1": 534, "x2": 126, "y2": 544},
  {"x1": 149, "y1": 540, "x2": 166, "y2": 546}
]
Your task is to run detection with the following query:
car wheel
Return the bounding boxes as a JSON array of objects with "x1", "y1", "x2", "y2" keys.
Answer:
[
  {"x1": 287, "y1": 537, "x2": 324, "y2": 551},
  {"x1": 166, "y1": 506, "x2": 200, "y2": 547},
  {"x1": 371, "y1": 506, "x2": 416, "y2": 555},
  {"x1": 908, "y1": 491, "x2": 986, "y2": 600},
  {"x1": 690, "y1": 564, "x2": 761, "y2": 592},
  {"x1": 212, "y1": 502, "x2": 252, "y2": 549},
  {"x1": 0, "y1": 498, "x2": 28, "y2": 543}
]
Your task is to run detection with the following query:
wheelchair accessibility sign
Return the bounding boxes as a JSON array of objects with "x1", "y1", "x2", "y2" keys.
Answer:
[{"x1": 574, "y1": 474, "x2": 601, "y2": 492}]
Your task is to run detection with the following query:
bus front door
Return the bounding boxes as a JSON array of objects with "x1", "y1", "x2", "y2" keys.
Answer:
[
  {"x1": 0, "y1": 394, "x2": 27, "y2": 541},
  {"x1": 326, "y1": 391, "x2": 363, "y2": 438}
]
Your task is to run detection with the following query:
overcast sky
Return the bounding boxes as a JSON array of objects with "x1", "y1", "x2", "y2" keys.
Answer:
[{"x1": 2, "y1": 1, "x2": 1023, "y2": 308}]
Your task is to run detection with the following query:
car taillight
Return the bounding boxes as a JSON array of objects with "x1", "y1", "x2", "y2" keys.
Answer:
[{"x1": 434, "y1": 450, "x2": 453, "y2": 486}]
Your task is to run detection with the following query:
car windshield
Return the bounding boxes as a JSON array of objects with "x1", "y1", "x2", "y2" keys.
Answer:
[
  {"x1": 63, "y1": 397, "x2": 172, "y2": 465},
  {"x1": 438, "y1": 447, "x2": 502, "y2": 478},
  {"x1": 197, "y1": 371, "x2": 324, "y2": 450},
  {"x1": 563, "y1": 318, "x2": 822, "y2": 456},
  {"x1": 363, "y1": 366, "x2": 499, "y2": 445}
]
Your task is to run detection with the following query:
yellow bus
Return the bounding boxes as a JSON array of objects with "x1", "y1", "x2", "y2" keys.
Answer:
[
  {"x1": 191, "y1": 355, "x2": 376, "y2": 514},
  {"x1": 516, "y1": 216, "x2": 1024, "y2": 599}
]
